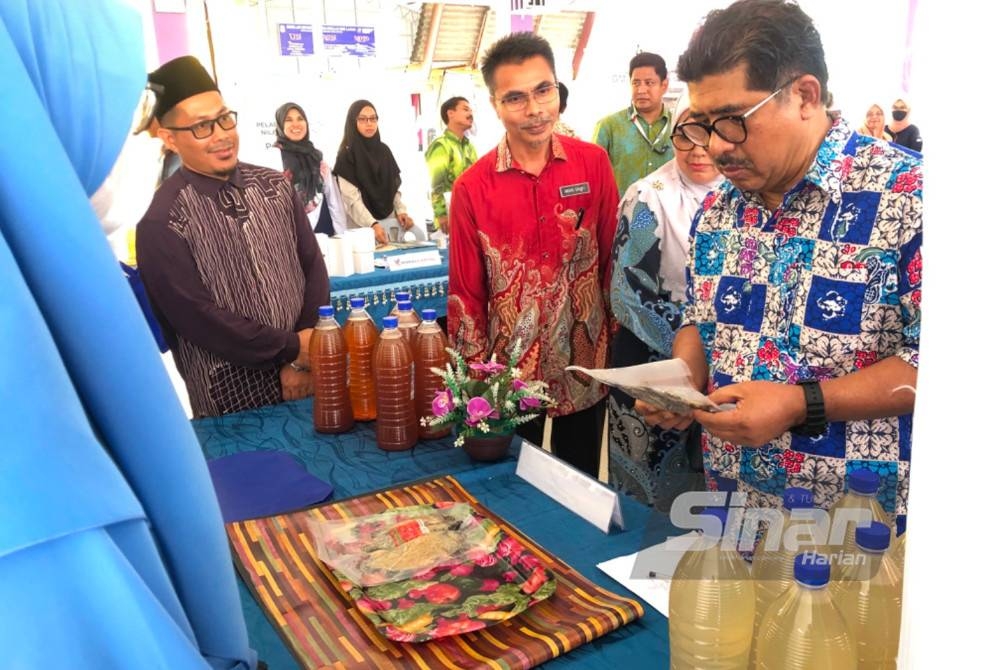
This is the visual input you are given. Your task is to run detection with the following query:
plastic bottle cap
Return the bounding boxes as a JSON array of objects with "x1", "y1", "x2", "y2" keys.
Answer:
[
  {"x1": 846, "y1": 468, "x2": 880, "y2": 494},
  {"x1": 395, "y1": 291, "x2": 410, "y2": 302},
  {"x1": 793, "y1": 552, "x2": 830, "y2": 586},
  {"x1": 421, "y1": 308, "x2": 437, "y2": 321},
  {"x1": 318, "y1": 305, "x2": 334, "y2": 318},
  {"x1": 350, "y1": 297, "x2": 365, "y2": 309},
  {"x1": 398, "y1": 299, "x2": 413, "y2": 311},
  {"x1": 383, "y1": 315, "x2": 398, "y2": 329},
  {"x1": 855, "y1": 521, "x2": 891, "y2": 551},
  {"x1": 701, "y1": 507, "x2": 728, "y2": 538},
  {"x1": 783, "y1": 487, "x2": 814, "y2": 510}
]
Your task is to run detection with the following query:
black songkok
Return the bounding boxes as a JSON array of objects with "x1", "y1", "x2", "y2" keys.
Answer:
[{"x1": 147, "y1": 55, "x2": 218, "y2": 122}]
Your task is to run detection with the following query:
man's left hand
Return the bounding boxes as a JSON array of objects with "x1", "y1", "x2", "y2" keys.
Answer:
[
  {"x1": 692, "y1": 381, "x2": 805, "y2": 447},
  {"x1": 280, "y1": 364, "x2": 313, "y2": 401},
  {"x1": 397, "y1": 212, "x2": 414, "y2": 230}
]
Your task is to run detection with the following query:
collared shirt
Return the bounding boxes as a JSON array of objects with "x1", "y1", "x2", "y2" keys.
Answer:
[
  {"x1": 593, "y1": 104, "x2": 674, "y2": 196},
  {"x1": 424, "y1": 128, "x2": 478, "y2": 219},
  {"x1": 682, "y1": 118, "x2": 922, "y2": 517},
  {"x1": 136, "y1": 162, "x2": 329, "y2": 418},
  {"x1": 447, "y1": 133, "x2": 619, "y2": 416}
]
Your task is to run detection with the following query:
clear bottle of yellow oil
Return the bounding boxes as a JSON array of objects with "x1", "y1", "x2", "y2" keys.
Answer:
[
  {"x1": 755, "y1": 552, "x2": 856, "y2": 669},
  {"x1": 832, "y1": 522, "x2": 903, "y2": 669},
  {"x1": 668, "y1": 507, "x2": 755, "y2": 669},
  {"x1": 750, "y1": 487, "x2": 818, "y2": 666}
]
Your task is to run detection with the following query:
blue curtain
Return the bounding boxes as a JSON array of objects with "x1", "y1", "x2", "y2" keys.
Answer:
[{"x1": 0, "y1": 2, "x2": 255, "y2": 668}]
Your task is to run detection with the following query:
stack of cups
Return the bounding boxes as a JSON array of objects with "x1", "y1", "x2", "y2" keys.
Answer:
[
  {"x1": 345, "y1": 227, "x2": 376, "y2": 273},
  {"x1": 326, "y1": 235, "x2": 355, "y2": 277}
]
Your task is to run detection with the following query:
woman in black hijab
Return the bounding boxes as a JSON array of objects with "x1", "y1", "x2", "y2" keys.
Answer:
[
  {"x1": 274, "y1": 101, "x2": 346, "y2": 234},
  {"x1": 333, "y1": 99, "x2": 419, "y2": 245}
]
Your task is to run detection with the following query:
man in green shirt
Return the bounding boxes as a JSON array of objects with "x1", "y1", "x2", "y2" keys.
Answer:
[
  {"x1": 592, "y1": 52, "x2": 674, "y2": 195},
  {"x1": 425, "y1": 96, "x2": 477, "y2": 234}
]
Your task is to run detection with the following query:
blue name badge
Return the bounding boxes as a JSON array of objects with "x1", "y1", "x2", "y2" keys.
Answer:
[{"x1": 559, "y1": 182, "x2": 590, "y2": 197}]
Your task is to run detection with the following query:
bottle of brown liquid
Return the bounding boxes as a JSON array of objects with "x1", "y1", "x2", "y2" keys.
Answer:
[
  {"x1": 394, "y1": 298, "x2": 421, "y2": 351},
  {"x1": 310, "y1": 305, "x2": 354, "y2": 433},
  {"x1": 344, "y1": 296, "x2": 378, "y2": 421},
  {"x1": 373, "y1": 315, "x2": 418, "y2": 451},
  {"x1": 413, "y1": 308, "x2": 451, "y2": 440},
  {"x1": 388, "y1": 291, "x2": 410, "y2": 317}
]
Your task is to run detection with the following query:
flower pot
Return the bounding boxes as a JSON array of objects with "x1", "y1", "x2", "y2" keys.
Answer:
[{"x1": 462, "y1": 433, "x2": 514, "y2": 463}]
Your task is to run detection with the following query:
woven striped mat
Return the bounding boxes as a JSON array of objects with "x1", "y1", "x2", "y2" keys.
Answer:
[{"x1": 227, "y1": 475, "x2": 644, "y2": 669}]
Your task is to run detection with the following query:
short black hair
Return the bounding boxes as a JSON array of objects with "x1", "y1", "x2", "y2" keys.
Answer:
[
  {"x1": 440, "y1": 96, "x2": 469, "y2": 124},
  {"x1": 480, "y1": 32, "x2": 556, "y2": 94},
  {"x1": 676, "y1": 0, "x2": 828, "y2": 100},
  {"x1": 629, "y1": 52, "x2": 667, "y2": 81}
]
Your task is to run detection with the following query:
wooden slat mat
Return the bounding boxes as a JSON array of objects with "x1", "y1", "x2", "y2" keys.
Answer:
[{"x1": 227, "y1": 476, "x2": 644, "y2": 669}]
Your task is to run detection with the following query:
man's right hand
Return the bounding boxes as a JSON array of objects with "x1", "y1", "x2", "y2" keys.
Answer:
[
  {"x1": 372, "y1": 222, "x2": 389, "y2": 245},
  {"x1": 634, "y1": 400, "x2": 696, "y2": 431},
  {"x1": 436, "y1": 215, "x2": 449, "y2": 235}
]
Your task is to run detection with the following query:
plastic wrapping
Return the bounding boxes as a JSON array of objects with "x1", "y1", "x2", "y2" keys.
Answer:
[{"x1": 310, "y1": 502, "x2": 499, "y2": 587}]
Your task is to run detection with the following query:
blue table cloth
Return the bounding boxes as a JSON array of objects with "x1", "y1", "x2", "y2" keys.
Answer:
[
  {"x1": 329, "y1": 247, "x2": 448, "y2": 324},
  {"x1": 194, "y1": 399, "x2": 671, "y2": 669}
]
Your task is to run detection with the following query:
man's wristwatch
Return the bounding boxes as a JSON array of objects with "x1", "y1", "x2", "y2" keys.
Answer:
[{"x1": 790, "y1": 380, "x2": 827, "y2": 437}]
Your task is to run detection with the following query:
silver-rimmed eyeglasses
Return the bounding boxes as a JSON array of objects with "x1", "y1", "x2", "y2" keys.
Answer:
[{"x1": 496, "y1": 81, "x2": 559, "y2": 112}]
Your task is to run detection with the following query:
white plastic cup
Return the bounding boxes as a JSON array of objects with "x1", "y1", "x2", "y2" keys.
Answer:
[{"x1": 353, "y1": 250, "x2": 375, "y2": 274}]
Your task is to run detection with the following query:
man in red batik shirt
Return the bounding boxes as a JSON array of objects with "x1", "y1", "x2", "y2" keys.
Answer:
[{"x1": 447, "y1": 32, "x2": 619, "y2": 477}]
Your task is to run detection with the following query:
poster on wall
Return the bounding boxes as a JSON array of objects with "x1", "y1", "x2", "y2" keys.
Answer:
[
  {"x1": 278, "y1": 23, "x2": 314, "y2": 57},
  {"x1": 323, "y1": 25, "x2": 375, "y2": 57}
]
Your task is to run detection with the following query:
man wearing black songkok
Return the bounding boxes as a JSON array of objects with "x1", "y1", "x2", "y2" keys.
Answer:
[{"x1": 136, "y1": 55, "x2": 328, "y2": 418}]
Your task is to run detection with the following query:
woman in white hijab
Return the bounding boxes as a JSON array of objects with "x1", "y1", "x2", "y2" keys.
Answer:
[{"x1": 607, "y1": 90, "x2": 724, "y2": 512}]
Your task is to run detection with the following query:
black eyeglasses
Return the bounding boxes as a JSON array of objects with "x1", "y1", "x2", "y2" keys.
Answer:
[
  {"x1": 357, "y1": 114, "x2": 379, "y2": 124},
  {"x1": 671, "y1": 130, "x2": 696, "y2": 152},
  {"x1": 676, "y1": 77, "x2": 798, "y2": 148},
  {"x1": 496, "y1": 82, "x2": 559, "y2": 112},
  {"x1": 165, "y1": 111, "x2": 238, "y2": 139}
]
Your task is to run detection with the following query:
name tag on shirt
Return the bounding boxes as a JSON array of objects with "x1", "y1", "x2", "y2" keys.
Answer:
[{"x1": 559, "y1": 182, "x2": 590, "y2": 197}]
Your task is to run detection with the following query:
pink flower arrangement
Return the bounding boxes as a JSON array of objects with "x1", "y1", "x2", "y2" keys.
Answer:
[{"x1": 420, "y1": 339, "x2": 554, "y2": 447}]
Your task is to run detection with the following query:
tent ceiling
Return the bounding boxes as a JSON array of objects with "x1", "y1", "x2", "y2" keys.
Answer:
[{"x1": 409, "y1": 3, "x2": 593, "y2": 75}]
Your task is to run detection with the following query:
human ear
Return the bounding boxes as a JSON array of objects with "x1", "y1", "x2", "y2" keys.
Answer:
[
  {"x1": 157, "y1": 127, "x2": 178, "y2": 153},
  {"x1": 793, "y1": 75, "x2": 824, "y2": 118}
]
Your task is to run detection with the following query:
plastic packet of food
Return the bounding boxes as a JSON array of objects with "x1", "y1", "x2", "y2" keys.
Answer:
[{"x1": 309, "y1": 502, "x2": 500, "y2": 586}]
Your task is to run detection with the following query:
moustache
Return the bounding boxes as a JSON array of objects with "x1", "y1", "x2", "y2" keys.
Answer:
[
  {"x1": 713, "y1": 154, "x2": 752, "y2": 170},
  {"x1": 518, "y1": 115, "x2": 553, "y2": 130},
  {"x1": 208, "y1": 143, "x2": 236, "y2": 156}
]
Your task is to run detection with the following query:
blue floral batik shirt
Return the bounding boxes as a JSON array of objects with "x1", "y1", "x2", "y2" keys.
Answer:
[{"x1": 681, "y1": 118, "x2": 922, "y2": 518}]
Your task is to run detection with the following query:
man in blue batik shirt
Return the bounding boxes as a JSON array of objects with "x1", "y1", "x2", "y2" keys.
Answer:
[{"x1": 636, "y1": 0, "x2": 920, "y2": 526}]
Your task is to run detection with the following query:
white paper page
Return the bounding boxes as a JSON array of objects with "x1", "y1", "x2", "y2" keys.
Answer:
[
  {"x1": 567, "y1": 360, "x2": 724, "y2": 413},
  {"x1": 595, "y1": 531, "x2": 700, "y2": 617}
]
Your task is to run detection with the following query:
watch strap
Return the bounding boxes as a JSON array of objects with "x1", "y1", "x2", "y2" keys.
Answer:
[{"x1": 791, "y1": 380, "x2": 826, "y2": 436}]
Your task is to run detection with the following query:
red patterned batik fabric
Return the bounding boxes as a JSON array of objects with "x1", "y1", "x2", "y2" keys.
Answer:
[{"x1": 447, "y1": 134, "x2": 619, "y2": 416}]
